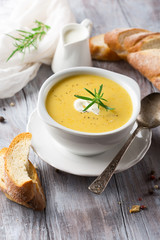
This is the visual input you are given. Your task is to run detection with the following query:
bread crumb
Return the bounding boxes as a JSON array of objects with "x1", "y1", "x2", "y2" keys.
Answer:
[
  {"x1": 129, "y1": 205, "x2": 140, "y2": 213},
  {"x1": 10, "y1": 102, "x2": 15, "y2": 107}
]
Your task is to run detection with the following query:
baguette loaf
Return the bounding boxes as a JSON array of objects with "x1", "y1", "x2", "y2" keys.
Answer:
[
  {"x1": 104, "y1": 27, "x2": 160, "y2": 90},
  {"x1": 123, "y1": 32, "x2": 153, "y2": 52},
  {"x1": 104, "y1": 28, "x2": 150, "y2": 59},
  {"x1": 2, "y1": 132, "x2": 46, "y2": 210},
  {"x1": 127, "y1": 33, "x2": 160, "y2": 53},
  {"x1": 127, "y1": 49, "x2": 160, "y2": 90},
  {"x1": 89, "y1": 34, "x2": 121, "y2": 61}
]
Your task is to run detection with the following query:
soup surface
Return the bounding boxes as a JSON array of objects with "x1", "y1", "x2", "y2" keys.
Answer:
[{"x1": 46, "y1": 74, "x2": 133, "y2": 133}]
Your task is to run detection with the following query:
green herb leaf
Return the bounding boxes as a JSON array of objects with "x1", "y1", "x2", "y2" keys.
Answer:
[
  {"x1": 83, "y1": 99, "x2": 97, "y2": 112},
  {"x1": 100, "y1": 97, "x2": 108, "y2": 102},
  {"x1": 7, "y1": 20, "x2": 50, "y2": 61},
  {"x1": 84, "y1": 88, "x2": 95, "y2": 97},
  {"x1": 99, "y1": 99, "x2": 115, "y2": 110},
  {"x1": 74, "y1": 85, "x2": 115, "y2": 112},
  {"x1": 74, "y1": 95, "x2": 93, "y2": 101},
  {"x1": 98, "y1": 84, "x2": 103, "y2": 95}
]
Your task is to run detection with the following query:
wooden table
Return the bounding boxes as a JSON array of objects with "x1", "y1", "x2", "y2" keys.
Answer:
[{"x1": 0, "y1": 0, "x2": 160, "y2": 239}]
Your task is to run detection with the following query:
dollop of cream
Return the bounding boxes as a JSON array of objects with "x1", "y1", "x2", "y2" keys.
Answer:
[{"x1": 74, "y1": 99, "x2": 99, "y2": 115}]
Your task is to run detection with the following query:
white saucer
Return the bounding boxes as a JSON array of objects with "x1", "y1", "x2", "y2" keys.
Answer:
[{"x1": 27, "y1": 110, "x2": 152, "y2": 177}]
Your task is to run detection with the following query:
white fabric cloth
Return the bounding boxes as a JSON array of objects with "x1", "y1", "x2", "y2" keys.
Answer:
[{"x1": 0, "y1": 0, "x2": 75, "y2": 98}]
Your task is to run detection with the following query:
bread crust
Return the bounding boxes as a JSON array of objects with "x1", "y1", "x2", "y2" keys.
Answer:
[
  {"x1": 4, "y1": 132, "x2": 46, "y2": 210},
  {"x1": 123, "y1": 32, "x2": 152, "y2": 52},
  {"x1": 0, "y1": 148, "x2": 8, "y2": 193},
  {"x1": 150, "y1": 76, "x2": 160, "y2": 90},
  {"x1": 128, "y1": 33, "x2": 160, "y2": 53},
  {"x1": 4, "y1": 133, "x2": 33, "y2": 202},
  {"x1": 4, "y1": 192, "x2": 33, "y2": 209},
  {"x1": 26, "y1": 161, "x2": 46, "y2": 210},
  {"x1": 127, "y1": 49, "x2": 160, "y2": 90},
  {"x1": 0, "y1": 148, "x2": 8, "y2": 156},
  {"x1": 104, "y1": 28, "x2": 149, "y2": 59},
  {"x1": 4, "y1": 170, "x2": 34, "y2": 203},
  {"x1": 102, "y1": 27, "x2": 160, "y2": 90},
  {"x1": 89, "y1": 34, "x2": 120, "y2": 61},
  {"x1": 104, "y1": 28, "x2": 129, "y2": 53},
  {"x1": 0, "y1": 147, "x2": 34, "y2": 208}
]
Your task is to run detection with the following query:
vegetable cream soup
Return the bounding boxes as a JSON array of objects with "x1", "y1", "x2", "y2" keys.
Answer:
[{"x1": 46, "y1": 74, "x2": 133, "y2": 133}]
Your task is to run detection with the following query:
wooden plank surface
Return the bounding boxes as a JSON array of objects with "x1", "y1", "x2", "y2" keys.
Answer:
[{"x1": 0, "y1": 0, "x2": 160, "y2": 239}]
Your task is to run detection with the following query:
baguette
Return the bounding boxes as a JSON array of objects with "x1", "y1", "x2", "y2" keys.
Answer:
[
  {"x1": 89, "y1": 34, "x2": 121, "y2": 61},
  {"x1": 3, "y1": 132, "x2": 46, "y2": 210},
  {"x1": 123, "y1": 31, "x2": 153, "y2": 52},
  {"x1": 104, "y1": 27, "x2": 160, "y2": 90},
  {"x1": 104, "y1": 28, "x2": 150, "y2": 59},
  {"x1": 127, "y1": 33, "x2": 160, "y2": 53},
  {"x1": 127, "y1": 49, "x2": 160, "y2": 90}
]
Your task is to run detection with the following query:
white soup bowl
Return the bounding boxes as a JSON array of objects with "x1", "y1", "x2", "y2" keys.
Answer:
[{"x1": 37, "y1": 67, "x2": 140, "y2": 156}]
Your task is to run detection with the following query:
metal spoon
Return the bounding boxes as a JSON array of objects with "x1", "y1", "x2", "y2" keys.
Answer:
[{"x1": 88, "y1": 92, "x2": 160, "y2": 194}]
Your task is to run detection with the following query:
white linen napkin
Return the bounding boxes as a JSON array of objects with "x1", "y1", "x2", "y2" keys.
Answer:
[{"x1": 0, "y1": 0, "x2": 75, "y2": 98}]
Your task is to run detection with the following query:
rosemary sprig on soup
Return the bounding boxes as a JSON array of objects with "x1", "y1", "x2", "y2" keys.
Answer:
[
  {"x1": 46, "y1": 75, "x2": 133, "y2": 133},
  {"x1": 74, "y1": 84, "x2": 115, "y2": 112}
]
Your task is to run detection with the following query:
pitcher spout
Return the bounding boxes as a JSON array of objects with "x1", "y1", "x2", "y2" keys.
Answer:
[{"x1": 62, "y1": 19, "x2": 92, "y2": 46}]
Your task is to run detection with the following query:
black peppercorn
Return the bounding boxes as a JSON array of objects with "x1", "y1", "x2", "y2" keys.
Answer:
[
  {"x1": 150, "y1": 170, "x2": 155, "y2": 175},
  {"x1": 148, "y1": 189, "x2": 154, "y2": 195},
  {"x1": 0, "y1": 116, "x2": 5, "y2": 123}
]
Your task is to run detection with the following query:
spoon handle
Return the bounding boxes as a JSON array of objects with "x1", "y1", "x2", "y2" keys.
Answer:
[{"x1": 88, "y1": 126, "x2": 142, "y2": 194}]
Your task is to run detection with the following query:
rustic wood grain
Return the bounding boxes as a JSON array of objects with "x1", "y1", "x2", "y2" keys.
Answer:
[{"x1": 0, "y1": 0, "x2": 160, "y2": 240}]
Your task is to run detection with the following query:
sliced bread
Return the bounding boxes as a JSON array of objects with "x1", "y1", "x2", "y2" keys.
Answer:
[
  {"x1": 4, "y1": 132, "x2": 46, "y2": 210},
  {"x1": 104, "y1": 28, "x2": 150, "y2": 59},
  {"x1": 0, "y1": 147, "x2": 33, "y2": 209},
  {"x1": 102, "y1": 27, "x2": 160, "y2": 90},
  {"x1": 89, "y1": 34, "x2": 121, "y2": 61},
  {"x1": 128, "y1": 33, "x2": 160, "y2": 53},
  {"x1": 0, "y1": 148, "x2": 8, "y2": 193},
  {"x1": 123, "y1": 31, "x2": 153, "y2": 52}
]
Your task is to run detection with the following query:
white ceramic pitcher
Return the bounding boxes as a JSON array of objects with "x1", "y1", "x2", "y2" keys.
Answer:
[{"x1": 51, "y1": 19, "x2": 93, "y2": 73}]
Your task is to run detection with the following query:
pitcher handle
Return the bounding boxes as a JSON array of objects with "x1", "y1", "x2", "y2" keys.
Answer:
[{"x1": 81, "y1": 19, "x2": 92, "y2": 35}]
